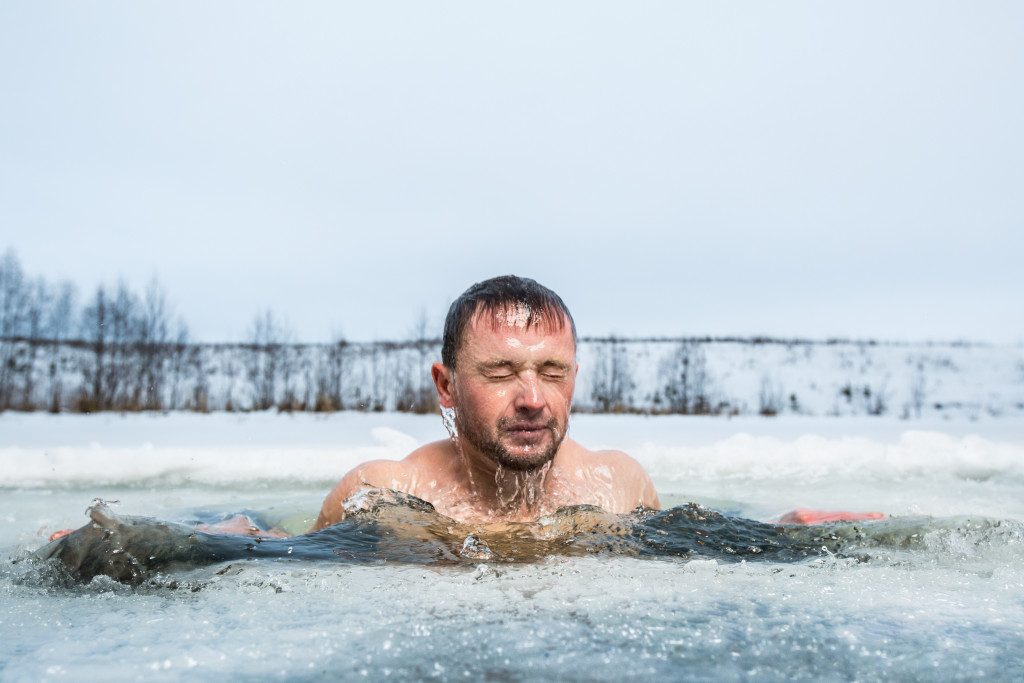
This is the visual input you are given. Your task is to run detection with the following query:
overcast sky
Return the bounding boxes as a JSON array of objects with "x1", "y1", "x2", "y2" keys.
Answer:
[{"x1": 2, "y1": 3, "x2": 1021, "y2": 343}]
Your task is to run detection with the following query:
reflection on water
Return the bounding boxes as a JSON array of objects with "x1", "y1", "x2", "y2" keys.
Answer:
[{"x1": 21, "y1": 490, "x2": 1024, "y2": 588}]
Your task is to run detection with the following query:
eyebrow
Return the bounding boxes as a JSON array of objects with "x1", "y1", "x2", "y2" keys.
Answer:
[{"x1": 478, "y1": 360, "x2": 516, "y2": 370}]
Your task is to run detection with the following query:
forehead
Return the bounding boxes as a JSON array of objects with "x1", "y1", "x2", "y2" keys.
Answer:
[{"x1": 461, "y1": 304, "x2": 575, "y2": 356}]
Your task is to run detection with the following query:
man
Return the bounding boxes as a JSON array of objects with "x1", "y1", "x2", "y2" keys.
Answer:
[
  {"x1": 312, "y1": 275, "x2": 881, "y2": 531},
  {"x1": 313, "y1": 275, "x2": 659, "y2": 528}
]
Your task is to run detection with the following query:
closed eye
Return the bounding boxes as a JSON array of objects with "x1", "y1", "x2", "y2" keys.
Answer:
[
  {"x1": 540, "y1": 364, "x2": 571, "y2": 380},
  {"x1": 484, "y1": 372, "x2": 514, "y2": 380}
]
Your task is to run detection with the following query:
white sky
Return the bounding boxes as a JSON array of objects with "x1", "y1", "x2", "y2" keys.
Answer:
[{"x1": 1, "y1": 3, "x2": 1021, "y2": 343}]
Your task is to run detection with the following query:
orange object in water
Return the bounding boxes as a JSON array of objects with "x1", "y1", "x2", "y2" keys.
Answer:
[{"x1": 778, "y1": 509, "x2": 884, "y2": 525}]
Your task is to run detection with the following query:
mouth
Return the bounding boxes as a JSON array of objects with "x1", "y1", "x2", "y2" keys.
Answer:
[{"x1": 502, "y1": 421, "x2": 554, "y2": 441}]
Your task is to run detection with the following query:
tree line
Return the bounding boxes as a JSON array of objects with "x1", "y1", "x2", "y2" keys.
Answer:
[
  {"x1": 0, "y1": 247, "x2": 721, "y2": 415},
  {"x1": 0, "y1": 249, "x2": 438, "y2": 413},
  {"x1": 4, "y1": 248, "x2": 997, "y2": 418}
]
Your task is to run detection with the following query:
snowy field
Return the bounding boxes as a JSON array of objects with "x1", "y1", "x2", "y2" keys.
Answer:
[
  {"x1": 2, "y1": 411, "x2": 1023, "y2": 533},
  {"x1": 2, "y1": 412, "x2": 1024, "y2": 680}
]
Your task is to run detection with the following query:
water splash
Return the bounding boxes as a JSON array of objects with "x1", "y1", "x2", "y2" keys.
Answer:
[
  {"x1": 493, "y1": 461, "x2": 553, "y2": 515},
  {"x1": 460, "y1": 534, "x2": 494, "y2": 561},
  {"x1": 440, "y1": 406, "x2": 458, "y2": 443},
  {"x1": 441, "y1": 404, "x2": 483, "y2": 506}
]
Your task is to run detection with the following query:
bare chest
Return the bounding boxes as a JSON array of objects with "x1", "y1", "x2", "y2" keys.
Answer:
[{"x1": 411, "y1": 469, "x2": 620, "y2": 523}]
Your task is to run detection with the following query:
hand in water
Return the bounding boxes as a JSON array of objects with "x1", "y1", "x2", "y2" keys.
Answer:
[{"x1": 777, "y1": 508, "x2": 884, "y2": 525}]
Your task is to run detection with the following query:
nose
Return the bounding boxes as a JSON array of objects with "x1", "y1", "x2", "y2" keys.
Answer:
[{"x1": 514, "y1": 373, "x2": 544, "y2": 414}]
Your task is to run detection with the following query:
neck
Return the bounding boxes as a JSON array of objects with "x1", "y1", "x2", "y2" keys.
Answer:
[{"x1": 456, "y1": 442, "x2": 556, "y2": 521}]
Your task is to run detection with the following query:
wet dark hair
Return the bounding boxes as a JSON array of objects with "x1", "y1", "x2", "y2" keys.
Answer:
[{"x1": 442, "y1": 275, "x2": 577, "y2": 369}]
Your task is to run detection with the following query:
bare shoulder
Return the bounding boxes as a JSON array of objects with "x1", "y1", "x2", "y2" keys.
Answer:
[
  {"x1": 561, "y1": 440, "x2": 661, "y2": 511},
  {"x1": 333, "y1": 441, "x2": 453, "y2": 495},
  {"x1": 312, "y1": 459, "x2": 415, "y2": 531},
  {"x1": 312, "y1": 441, "x2": 455, "y2": 531},
  {"x1": 403, "y1": 439, "x2": 458, "y2": 471},
  {"x1": 561, "y1": 439, "x2": 645, "y2": 474}
]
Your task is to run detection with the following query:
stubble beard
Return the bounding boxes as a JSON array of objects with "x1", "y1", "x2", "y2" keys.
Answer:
[{"x1": 458, "y1": 413, "x2": 566, "y2": 472}]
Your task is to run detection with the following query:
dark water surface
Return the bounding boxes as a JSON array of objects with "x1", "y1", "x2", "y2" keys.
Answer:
[{"x1": 23, "y1": 490, "x2": 1022, "y2": 588}]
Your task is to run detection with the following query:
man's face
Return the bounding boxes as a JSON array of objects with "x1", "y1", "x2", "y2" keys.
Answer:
[{"x1": 446, "y1": 306, "x2": 577, "y2": 471}]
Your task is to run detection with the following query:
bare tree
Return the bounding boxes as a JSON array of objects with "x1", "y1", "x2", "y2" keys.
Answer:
[
  {"x1": 79, "y1": 280, "x2": 144, "y2": 411},
  {"x1": 301, "y1": 345, "x2": 315, "y2": 410},
  {"x1": 396, "y1": 309, "x2": 439, "y2": 413},
  {"x1": 245, "y1": 309, "x2": 291, "y2": 410},
  {"x1": 314, "y1": 330, "x2": 348, "y2": 412},
  {"x1": 138, "y1": 278, "x2": 171, "y2": 410},
  {"x1": 326, "y1": 335, "x2": 348, "y2": 410},
  {"x1": 18, "y1": 277, "x2": 50, "y2": 409},
  {"x1": 223, "y1": 351, "x2": 239, "y2": 412},
  {"x1": 46, "y1": 281, "x2": 77, "y2": 412},
  {"x1": 910, "y1": 360, "x2": 927, "y2": 418},
  {"x1": 660, "y1": 341, "x2": 713, "y2": 414},
  {"x1": 186, "y1": 344, "x2": 209, "y2": 412},
  {"x1": 278, "y1": 341, "x2": 301, "y2": 412},
  {"x1": 107, "y1": 280, "x2": 141, "y2": 409},
  {"x1": 365, "y1": 343, "x2": 393, "y2": 411},
  {"x1": 863, "y1": 381, "x2": 889, "y2": 416},
  {"x1": 590, "y1": 337, "x2": 634, "y2": 412},
  {"x1": 168, "y1": 318, "x2": 190, "y2": 410},
  {"x1": 0, "y1": 249, "x2": 30, "y2": 409},
  {"x1": 0, "y1": 252, "x2": 80, "y2": 412},
  {"x1": 79, "y1": 285, "x2": 109, "y2": 411},
  {"x1": 758, "y1": 374, "x2": 784, "y2": 416}
]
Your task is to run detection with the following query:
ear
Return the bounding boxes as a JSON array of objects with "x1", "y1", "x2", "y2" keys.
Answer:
[{"x1": 431, "y1": 362, "x2": 456, "y2": 408}]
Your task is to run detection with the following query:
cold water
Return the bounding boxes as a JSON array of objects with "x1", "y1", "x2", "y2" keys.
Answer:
[{"x1": 2, "y1": 413, "x2": 1024, "y2": 680}]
